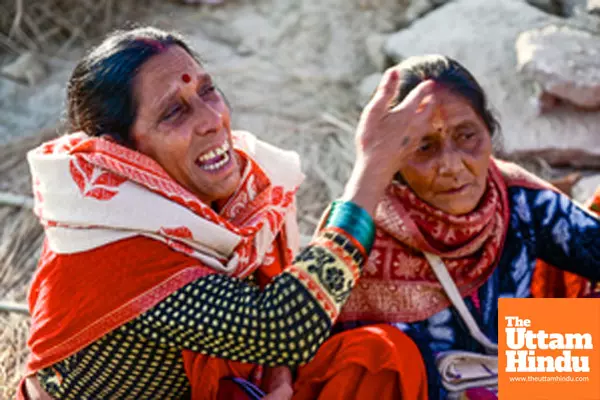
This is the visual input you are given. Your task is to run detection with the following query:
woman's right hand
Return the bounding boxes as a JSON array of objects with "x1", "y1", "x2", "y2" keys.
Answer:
[{"x1": 342, "y1": 69, "x2": 436, "y2": 215}]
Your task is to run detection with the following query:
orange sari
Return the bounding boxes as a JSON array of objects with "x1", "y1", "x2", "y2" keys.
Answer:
[{"x1": 293, "y1": 324, "x2": 428, "y2": 400}]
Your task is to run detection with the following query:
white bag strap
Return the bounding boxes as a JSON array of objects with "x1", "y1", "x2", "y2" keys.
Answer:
[{"x1": 424, "y1": 252, "x2": 498, "y2": 354}]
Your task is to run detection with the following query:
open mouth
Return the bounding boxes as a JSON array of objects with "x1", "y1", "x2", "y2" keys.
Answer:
[{"x1": 195, "y1": 140, "x2": 233, "y2": 173}]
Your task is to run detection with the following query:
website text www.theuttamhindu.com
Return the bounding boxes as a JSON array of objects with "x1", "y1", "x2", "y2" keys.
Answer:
[{"x1": 508, "y1": 376, "x2": 590, "y2": 383}]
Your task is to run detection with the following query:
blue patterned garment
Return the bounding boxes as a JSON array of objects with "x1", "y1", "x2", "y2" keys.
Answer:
[{"x1": 337, "y1": 187, "x2": 600, "y2": 400}]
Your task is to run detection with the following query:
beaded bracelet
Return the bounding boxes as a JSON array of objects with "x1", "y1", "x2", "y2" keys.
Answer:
[{"x1": 325, "y1": 200, "x2": 376, "y2": 254}]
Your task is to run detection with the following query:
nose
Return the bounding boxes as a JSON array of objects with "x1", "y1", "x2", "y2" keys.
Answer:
[
  {"x1": 437, "y1": 146, "x2": 464, "y2": 178},
  {"x1": 190, "y1": 98, "x2": 223, "y2": 137}
]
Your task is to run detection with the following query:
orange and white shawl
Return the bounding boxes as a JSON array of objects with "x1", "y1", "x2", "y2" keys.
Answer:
[
  {"x1": 28, "y1": 130, "x2": 304, "y2": 277},
  {"x1": 25, "y1": 130, "x2": 304, "y2": 374}
]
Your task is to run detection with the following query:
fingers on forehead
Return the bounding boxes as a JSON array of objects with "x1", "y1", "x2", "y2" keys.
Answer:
[
  {"x1": 389, "y1": 81, "x2": 436, "y2": 115},
  {"x1": 406, "y1": 80, "x2": 437, "y2": 106},
  {"x1": 401, "y1": 81, "x2": 438, "y2": 118}
]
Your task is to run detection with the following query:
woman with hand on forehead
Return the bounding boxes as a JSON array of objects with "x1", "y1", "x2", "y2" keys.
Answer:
[
  {"x1": 19, "y1": 28, "x2": 436, "y2": 400},
  {"x1": 327, "y1": 55, "x2": 600, "y2": 400}
]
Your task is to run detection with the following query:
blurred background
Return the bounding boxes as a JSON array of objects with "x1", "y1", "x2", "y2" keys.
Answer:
[{"x1": 1, "y1": 0, "x2": 599, "y2": 397}]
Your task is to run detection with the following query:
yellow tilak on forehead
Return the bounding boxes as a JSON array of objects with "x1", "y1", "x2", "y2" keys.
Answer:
[
  {"x1": 431, "y1": 105, "x2": 445, "y2": 132},
  {"x1": 180, "y1": 74, "x2": 197, "y2": 100}
]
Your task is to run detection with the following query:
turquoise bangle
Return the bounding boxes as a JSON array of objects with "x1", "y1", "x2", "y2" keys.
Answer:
[
  {"x1": 325, "y1": 200, "x2": 375, "y2": 253},
  {"x1": 328, "y1": 206, "x2": 375, "y2": 253}
]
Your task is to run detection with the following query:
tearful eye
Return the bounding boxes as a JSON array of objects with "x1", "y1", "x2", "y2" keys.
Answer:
[
  {"x1": 162, "y1": 104, "x2": 183, "y2": 121},
  {"x1": 199, "y1": 85, "x2": 216, "y2": 97}
]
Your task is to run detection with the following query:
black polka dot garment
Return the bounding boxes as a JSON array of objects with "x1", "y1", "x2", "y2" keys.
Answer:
[{"x1": 38, "y1": 228, "x2": 365, "y2": 399}]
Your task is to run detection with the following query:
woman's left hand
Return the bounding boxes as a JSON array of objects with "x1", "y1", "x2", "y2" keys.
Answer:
[
  {"x1": 262, "y1": 366, "x2": 294, "y2": 400},
  {"x1": 262, "y1": 383, "x2": 293, "y2": 400}
]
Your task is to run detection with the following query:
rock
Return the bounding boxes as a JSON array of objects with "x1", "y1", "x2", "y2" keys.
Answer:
[
  {"x1": 588, "y1": 0, "x2": 600, "y2": 14},
  {"x1": 197, "y1": 17, "x2": 243, "y2": 48},
  {"x1": 1, "y1": 52, "x2": 47, "y2": 86},
  {"x1": 573, "y1": 174, "x2": 600, "y2": 203},
  {"x1": 529, "y1": 83, "x2": 562, "y2": 114},
  {"x1": 237, "y1": 0, "x2": 408, "y2": 82},
  {"x1": 384, "y1": 0, "x2": 600, "y2": 168},
  {"x1": 400, "y1": 0, "x2": 456, "y2": 25},
  {"x1": 357, "y1": 73, "x2": 383, "y2": 107},
  {"x1": 404, "y1": 0, "x2": 436, "y2": 23},
  {"x1": 563, "y1": 0, "x2": 600, "y2": 33},
  {"x1": 365, "y1": 33, "x2": 388, "y2": 71},
  {"x1": 562, "y1": 0, "x2": 587, "y2": 16},
  {"x1": 235, "y1": 43, "x2": 254, "y2": 56},
  {"x1": 516, "y1": 25, "x2": 600, "y2": 109},
  {"x1": 526, "y1": 0, "x2": 563, "y2": 15}
]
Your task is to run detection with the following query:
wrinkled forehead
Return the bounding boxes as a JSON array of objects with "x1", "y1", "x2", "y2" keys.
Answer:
[{"x1": 421, "y1": 86, "x2": 482, "y2": 128}]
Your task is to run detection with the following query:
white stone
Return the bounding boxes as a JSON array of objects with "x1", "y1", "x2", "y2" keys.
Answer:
[
  {"x1": 384, "y1": 0, "x2": 600, "y2": 168},
  {"x1": 516, "y1": 25, "x2": 600, "y2": 109},
  {"x1": 588, "y1": 0, "x2": 600, "y2": 14}
]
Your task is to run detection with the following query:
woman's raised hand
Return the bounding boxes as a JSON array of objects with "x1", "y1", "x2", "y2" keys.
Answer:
[
  {"x1": 356, "y1": 69, "x2": 436, "y2": 182},
  {"x1": 342, "y1": 69, "x2": 436, "y2": 215}
]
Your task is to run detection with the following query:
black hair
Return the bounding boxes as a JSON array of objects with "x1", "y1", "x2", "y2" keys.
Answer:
[
  {"x1": 395, "y1": 55, "x2": 499, "y2": 136},
  {"x1": 67, "y1": 27, "x2": 205, "y2": 146}
]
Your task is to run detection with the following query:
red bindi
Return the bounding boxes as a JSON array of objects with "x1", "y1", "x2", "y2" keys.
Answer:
[{"x1": 182, "y1": 73, "x2": 191, "y2": 83}]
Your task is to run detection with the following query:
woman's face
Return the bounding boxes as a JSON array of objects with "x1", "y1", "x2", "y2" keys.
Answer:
[
  {"x1": 397, "y1": 88, "x2": 493, "y2": 215},
  {"x1": 131, "y1": 45, "x2": 241, "y2": 204}
]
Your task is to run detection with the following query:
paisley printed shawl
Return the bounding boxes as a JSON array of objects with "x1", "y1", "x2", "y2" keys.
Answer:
[{"x1": 338, "y1": 158, "x2": 585, "y2": 323}]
